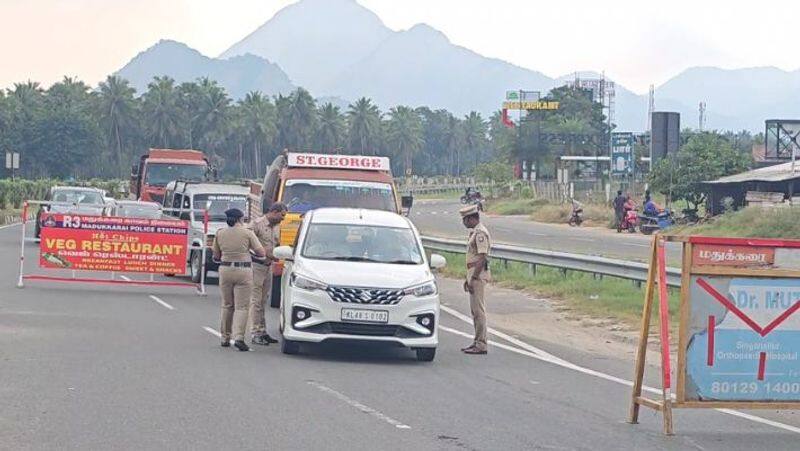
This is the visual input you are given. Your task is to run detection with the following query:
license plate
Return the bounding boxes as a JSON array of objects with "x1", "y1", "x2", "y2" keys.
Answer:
[{"x1": 341, "y1": 308, "x2": 389, "y2": 324}]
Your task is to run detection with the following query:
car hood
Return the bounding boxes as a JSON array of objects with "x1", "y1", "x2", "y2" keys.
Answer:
[
  {"x1": 295, "y1": 258, "x2": 433, "y2": 289},
  {"x1": 49, "y1": 205, "x2": 105, "y2": 215}
]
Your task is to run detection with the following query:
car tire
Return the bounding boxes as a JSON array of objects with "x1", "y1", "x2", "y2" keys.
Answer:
[
  {"x1": 190, "y1": 250, "x2": 204, "y2": 283},
  {"x1": 270, "y1": 276, "x2": 281, "y2": 308},
  {"x1": 281, "y1": 338, "x2": 300, "y2": 355},
  {"x1": 415, "y1": 347, "x2": 436, "y2": 362}
]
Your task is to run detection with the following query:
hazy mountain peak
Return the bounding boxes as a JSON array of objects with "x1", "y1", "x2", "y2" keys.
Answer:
[
  {"x1": 404, "y1": 23, "x2": 449, "y2": 42},
  {"x1": 116, "y1": 40, "x2": 294, "y2": 99},
  {"x1": 220, "y1": 0, "x2": 392, "y2": 91}
]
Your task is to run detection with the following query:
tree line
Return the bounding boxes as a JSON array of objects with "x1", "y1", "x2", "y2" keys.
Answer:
[
  {"x1": 0, "y1": 74, "x2": 631, "y2": 181},
  {"x1": 0, "y1": 76, "x2": 509, "y2": 180}
]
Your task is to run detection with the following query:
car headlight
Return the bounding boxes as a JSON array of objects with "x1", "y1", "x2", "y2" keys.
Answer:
[
  {"x1": 290, "y1": 273, "x2": 328, "y2": 291},
  {"x1": 403, "y1": 280, "x2": 437, "y2": 297}
]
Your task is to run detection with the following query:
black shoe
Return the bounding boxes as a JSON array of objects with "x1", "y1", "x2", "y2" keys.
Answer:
[
  {"x1": 234, "y1": 340, "x2": 250, "y2": 352},
  {"x1": 251, "y1": 334, "x2": 271, "y2": 346},
  {"x1": 221, "y1": 340, "x2": 230, "y2": 347},
  {"x1": 263, "y1": 334, "x2": 279, "y2": 344}
]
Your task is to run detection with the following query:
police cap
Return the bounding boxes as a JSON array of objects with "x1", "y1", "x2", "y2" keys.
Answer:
[
  {"x1": 225, "y1": 208, "x2": 245, "y2": 219},
  {"x1": 459, "y1": 204, "x2": 480, "y2": 218}
]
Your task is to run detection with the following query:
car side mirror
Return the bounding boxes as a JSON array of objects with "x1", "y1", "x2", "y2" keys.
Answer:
[
  {"x1": 429, "y1": 253, "x2": 446, "y2": 270},
  {"x1": 273, "y1": 245, "x2": 294, "y2": 261},
  {"x1": 401, "y1": 195, "x2": 414, "y2": 209}
]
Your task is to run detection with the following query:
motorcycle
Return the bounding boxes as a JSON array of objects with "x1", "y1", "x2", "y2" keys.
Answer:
[
  {"x1": 568, "y1": 206, "x2": 584, "y2": 227},
  {"x1": 460, "y1": 190, "x2": 484, "y2": 205},
  {"x1": 638, "y1": 209, "x2": 675, "y2": 235},
  {"x1": 619, "y1": 209, "x2": 639, "y2": 233}
]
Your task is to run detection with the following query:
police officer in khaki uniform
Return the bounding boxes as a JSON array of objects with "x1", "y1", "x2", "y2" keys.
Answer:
[
  {"x1": 248, "y1": 202, "x2": 287, "y2": 345},
  {"x1": 460, "y1": 204, "x2": 492, "y2": 355},
  {"x1": 212, "y1": 208, "x2": 265, "y2": 352}
]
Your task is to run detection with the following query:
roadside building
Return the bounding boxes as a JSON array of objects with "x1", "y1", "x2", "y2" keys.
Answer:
[{"x1": 703, "y1": 161, "x2": 800, "y2": 214}]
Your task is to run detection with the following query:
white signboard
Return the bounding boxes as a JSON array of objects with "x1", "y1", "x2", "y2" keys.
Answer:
[{"x1": 287, "y1": 153, "x2": 391, "y2": 171}]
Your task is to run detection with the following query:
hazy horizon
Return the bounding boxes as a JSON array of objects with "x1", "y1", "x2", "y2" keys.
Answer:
[{"x1": 1, "y1": 0, "x2": 797, "y2": 94}]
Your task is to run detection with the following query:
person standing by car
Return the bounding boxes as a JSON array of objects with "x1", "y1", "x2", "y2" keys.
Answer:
[
  {"x1": 459, "y1": 204, "x2": 492, "y2": 355},
  {"x1": 212, "y1": 208, "x2": 265, "y2": 352},
  {"x1": 613, "y1": 190, "x2": 626, "y2": 232},
  {"x1": 248, "y1": 202, "x2": 287, "y2": 346}
]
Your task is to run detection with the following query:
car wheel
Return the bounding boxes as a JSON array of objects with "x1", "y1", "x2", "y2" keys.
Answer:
[
  {"x1": 190, "y1": 251, "x2": 203, "y2": 283},
  {"x1": 281, "y1": 338, "x2": 300, "y2": 355},
  {"x1": 415, "y1": 347, "x2": 436, "y2": 362},
  {"x1": 270, "y1": 276, "x2": 281, "y2": 308}
]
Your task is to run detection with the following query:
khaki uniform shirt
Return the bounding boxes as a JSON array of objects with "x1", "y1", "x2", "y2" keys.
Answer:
[
  {"x1": 466, "y1": 222, "x2": 492, "y2": 282},
  {"x1": 212, "y1": 225, "x2": 264, "y2": 263},
  {"x1": 249, "y1": 216, "x2": 280, "y2": 260}
]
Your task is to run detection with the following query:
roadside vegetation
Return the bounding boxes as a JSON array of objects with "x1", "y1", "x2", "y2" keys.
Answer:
[
  {"x1": 486, "y1": 197, "x2": 614, "y2": 227},
  {"x1": 0, "y1": 179, "x2": 125, "y2": 209},
  {"x1": 669, "y1": 206, "x2": 800, "y2": 239},
  {"x1": 437, "y1": 250, "x2": 678, "y2": 326}
]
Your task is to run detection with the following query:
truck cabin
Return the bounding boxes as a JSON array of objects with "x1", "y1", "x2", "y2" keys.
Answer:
[{"x1": 131, "y1": 149, "x2": 209, "y2": 203}]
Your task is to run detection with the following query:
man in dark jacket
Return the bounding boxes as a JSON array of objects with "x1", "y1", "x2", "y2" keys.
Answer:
[{"x1": 613, "y1": 190, "x2": 626, "y2": 232}]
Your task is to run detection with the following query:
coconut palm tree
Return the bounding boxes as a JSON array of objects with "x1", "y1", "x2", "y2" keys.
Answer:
[
  {"x1": 239, "y1": 91, "x2": 276, "y2": 176},
  {"x1": 347, "y1": 97, "x2": 381, "y2": 154},
  {"x1": 142, "y1": 76, "x2": 180, "y2": 147},
  {"x1": 98, "y1": 76, "x2": 137, "y2": 174},
  {"x1": 462, "y1": 111, "x2": 488, "y2": 169},
  {"x1": 316, "y1": 103, "x2": 346, "y2": 153},
  {"x1": 386, "y1": 106, "x2": 423, "y2": 176}
]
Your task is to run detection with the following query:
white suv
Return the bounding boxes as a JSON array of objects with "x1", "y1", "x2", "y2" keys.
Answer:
[{"x1": 274, "y1": 208, "x2": 446, "y2": 361}]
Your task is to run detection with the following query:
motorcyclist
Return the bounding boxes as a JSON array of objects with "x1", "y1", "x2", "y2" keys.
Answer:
[{"x1": 643, "y1": 195, "x2": 662, "y2": 216}]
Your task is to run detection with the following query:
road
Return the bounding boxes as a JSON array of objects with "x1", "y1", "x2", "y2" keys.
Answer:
[
  {"x1": 411, "y1": 199, "x2": 682, "y2": 264},
  {"x1": 3, "y1": 221, "x2": 800, "y2": 450}
]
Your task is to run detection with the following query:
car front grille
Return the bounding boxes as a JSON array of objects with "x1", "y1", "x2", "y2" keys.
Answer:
[
  {"x1": 303, "y1": 322, "x2": 426, "y2": 338},
  {"x1": 326, "y1": 286, "x2": 405, "y2": 305}
]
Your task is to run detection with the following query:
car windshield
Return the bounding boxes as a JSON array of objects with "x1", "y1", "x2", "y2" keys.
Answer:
[
  {"x1": 282, "y1": 179, "x2": 395, "y2": 214},
  {"x1": 145, "y1": 163, "x2": 207, "y2": 187},
  {"x1": 51, "y1": 190, "x2": 103, "y2": 205},
  {"x1": 117, "y1": 205, "x2": 161, "y2": 219},
  {"x1": 302, "y1": 224, "x2": 423, "y2": 264},
  {"x1": 193, "y1": 194, "x2": 248, "y2": 221}
]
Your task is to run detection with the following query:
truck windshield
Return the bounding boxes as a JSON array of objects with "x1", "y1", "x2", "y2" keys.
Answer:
[
  {"x1": 145, "y1": 163, "x2": 207, "y2": 187},
  {"x1": 193, "y1": 194, "x2": 248, "y2": 221},
  {"x1": 283, "y1": 179, "x2": 395, "y2": 214},
  {"x1": 302, "y1": 224, "x2": 423, "y2": 264},
  {"x1": 51, "y1": 190, "x2": 103, "y2": 205}
]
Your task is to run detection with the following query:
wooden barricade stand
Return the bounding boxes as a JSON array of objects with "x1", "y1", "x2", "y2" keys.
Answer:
[{"x1": 629, "y1": 234, "x2": 800, "y2": 435}]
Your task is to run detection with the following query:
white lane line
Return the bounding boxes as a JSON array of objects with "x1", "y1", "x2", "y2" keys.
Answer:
[
  {"x1": 149, "y1": 295, "x2": 175, "y2": 310},
  {"x1": 0, "y1": 222, "x2": 22, "y2": 230},
  {"x1": 119, "y1": 275, "x2": 132, "y2": 281},
  {"x1": 307, "y1": 380, "x2": 411, "y2": 430},
  {"x1": 203, "y1": 326, "x2": 222, "y2": 338},
  {"x1": 441, "y1": 305, "x2": 568, "y2": 364},
  {"x1": 438, "y1": 323, "x2": 800, "y2": 435}
]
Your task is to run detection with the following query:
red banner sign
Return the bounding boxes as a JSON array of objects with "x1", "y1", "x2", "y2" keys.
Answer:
[
  {"x1": 39, "y1": 214, "x2": 188, "y2": 274},
  {"x1": 692, "y1": 244, "x2": 775, "y2": 267}
]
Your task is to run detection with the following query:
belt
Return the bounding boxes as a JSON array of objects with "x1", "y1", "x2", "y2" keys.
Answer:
[{"x1": 220, "y1": 262, "x2": 251, "y2": 268}]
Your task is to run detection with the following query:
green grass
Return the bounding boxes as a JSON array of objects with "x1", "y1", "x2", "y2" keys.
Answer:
[
  {"x1": 437, "y1": 250, "x2": 678, "y2": 326},
  {"x1": 487, "y1": 198, "x2": 549, "y2": 215},
  {"x1": 669, "y1": 206, "x2": 800, "y2": 239},
  {"x1": 0, "y1": 208, "x2": 23, "y2": 225}
]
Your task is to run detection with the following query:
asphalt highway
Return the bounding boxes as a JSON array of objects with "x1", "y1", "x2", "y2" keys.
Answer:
[
  {"x1": 3, "y1": 221, "x2": 800, "y2": 450},
  {"x1": 411, "y1": 199, "x2": 682, "y2": 264}
]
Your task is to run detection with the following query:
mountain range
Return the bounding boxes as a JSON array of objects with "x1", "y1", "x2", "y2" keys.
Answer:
[{"x1": 114, "y1": 0, "x2": 800, "y2": 132}]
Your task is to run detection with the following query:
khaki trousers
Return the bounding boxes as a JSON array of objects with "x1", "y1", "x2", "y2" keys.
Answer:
[
  {"x1": 219, "y1": 266, "x2": 253, "y2": 342},
  {"x1": 469, "y1": 279, "x2": 487, "y2": 351},
  {"x1": 249, "y1": 262, "x2": 273, "y2": 335}
]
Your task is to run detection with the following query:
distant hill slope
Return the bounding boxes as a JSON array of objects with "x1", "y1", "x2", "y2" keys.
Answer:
[
  {"x1": 220, "y1": 0, "x2": 392, "y2": 93},
  {"x1": 116, "y1": 40, "x2": 294, "y2": 98}
]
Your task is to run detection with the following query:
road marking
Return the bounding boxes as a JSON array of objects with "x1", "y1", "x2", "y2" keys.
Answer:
[
  {"x1": 440, "y1": 305, "x2": 567, "y2": 364},
  {"x1": 307, "y1": 380, "x2": 411, "y2": 430},
  {"x1": 438, "y1": 323, "x2": 800, "y2": 435},
  {"x1": 0, "y1": 222, "x2": 22, "y2": 230},
  {"x1": 203, "y1": 326, "x2": 222, "y2": 338},
  {"x1": 119, "y1": 275, "x2": 132, "y2": 281},
  {"x1": 149, "y1": 295, "x2": 175, "y2": 310}
]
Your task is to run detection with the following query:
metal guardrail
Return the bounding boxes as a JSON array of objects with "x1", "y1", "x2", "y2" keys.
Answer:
[{"x1": 421, "y1": 236, "x2": 681, "y2": 287}]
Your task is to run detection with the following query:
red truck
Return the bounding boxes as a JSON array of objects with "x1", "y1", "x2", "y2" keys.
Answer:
[{"x1": 130, "y1": 149, "x2": 210, "y2": 204}]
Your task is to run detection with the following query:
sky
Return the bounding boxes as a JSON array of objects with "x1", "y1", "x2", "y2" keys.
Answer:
[{"x1": 1, "y1": 0, "x2": 796, "y2": 94}]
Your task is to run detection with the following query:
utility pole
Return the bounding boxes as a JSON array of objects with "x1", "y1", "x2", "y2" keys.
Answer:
[
  {"x1": 698, "y1": 102, "x2": 706, "y2": 132},
  {"x1": 647, "y1": 85, "x2": 655, "y2": 172}
]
